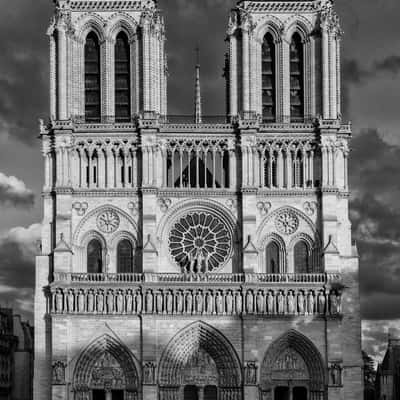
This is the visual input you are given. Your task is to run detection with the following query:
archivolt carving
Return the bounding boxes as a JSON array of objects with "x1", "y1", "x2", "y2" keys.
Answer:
[
  {"x1": 106, "y1": 12, "x2": 139, "y2": 42},
  {"x1": 158, "y1": 321, "x2": 242, "y2": 388},
  {"x1": 156, "y1": 199, "x2": 238, "y2": 247},
  {"x1": 73, "y1": 334, "x2": 139, "y2": 391},
  {"x1": 256, "y1": 206, "x2": 318, "y2": 249},
  {"x1": 283, "y1": 14, "x2": 314, "y2": 41},
  {"x1": 75, "y1": 13, "x2": 107, "y2": 42},
  {"x1": 73, "y1": 205, "x2": 138, "y2": 245},
  {"x1": 260, "y1": 330, "x2": 326, "y2": 392},
  {"x1": 253, "y1": 15, "x2": 284, "y2": 42}
]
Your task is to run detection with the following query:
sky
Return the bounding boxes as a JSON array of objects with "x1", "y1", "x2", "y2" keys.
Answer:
[{"x1": 0, "y1": 0, "x2": 400, "y2": 365}]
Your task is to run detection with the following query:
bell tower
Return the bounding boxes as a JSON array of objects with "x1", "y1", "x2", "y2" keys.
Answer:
[
  {"x1": 226, "y1": 0, "x2": 341, "y2": 122},
  {"x1": 48, "y1": 0, "x2": 167, "y2": 122}
]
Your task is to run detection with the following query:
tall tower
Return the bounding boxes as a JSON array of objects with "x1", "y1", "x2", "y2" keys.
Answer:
[{"x1": 35, "y1": 0, "x2": 362, "y2": 400}]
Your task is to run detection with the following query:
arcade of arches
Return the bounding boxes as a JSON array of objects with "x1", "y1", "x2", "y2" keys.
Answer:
[{"x1": 70, "y1": 327, "x2": 326, "y2": 400}]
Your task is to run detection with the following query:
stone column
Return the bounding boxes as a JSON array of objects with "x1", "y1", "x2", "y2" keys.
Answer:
[
  {"x1": 57, "y1": 25, "x2": 67, "y2": 120},
  {"x1": 242, "y1": 26, "x2": 250, "y2": 115},
  {"x1": 49, "y1": 33, "x2": 57, "y2": 119},
  {"x1": 282, "y1": 39, "x2": 291, "y2": 122},
  {"x1": 329, "y1": 32, "x2": 337, "y2": 119},
  {"x1": 336, "y1": 35, "x2": 342, "y2": 117},
  {"x1": 105, "y1": 37, "x2": 115, "y2": 121},
  {"x1": 142, "y1": 17, "x2": 151, "y2": 111},
  {"x1": 229, "y1": 33, "x2": 238, "y2": 117},
  {"x1": 322, "y1": 26, "x2": 330, "y2": 119}
]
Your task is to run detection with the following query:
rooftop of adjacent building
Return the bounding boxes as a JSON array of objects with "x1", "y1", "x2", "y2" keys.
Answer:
[
  {"x1": 0, "y1": 308, "x2": 33, "y2": 352},
  {"x1": 376, "y1": 329, "x2": 400, "y2": 375}
]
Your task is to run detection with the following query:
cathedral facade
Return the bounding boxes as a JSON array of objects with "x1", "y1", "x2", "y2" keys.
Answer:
[{"x1": 34, "y1": 1, "x2": 363, "y2": 400}]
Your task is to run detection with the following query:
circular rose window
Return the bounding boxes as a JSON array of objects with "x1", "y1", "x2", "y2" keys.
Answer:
[{"x1": 169, "y1": 212, "x2": 232, "y2": 273}]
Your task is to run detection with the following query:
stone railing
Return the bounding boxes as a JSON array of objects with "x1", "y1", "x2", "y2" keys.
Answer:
[{"x1": 53, "y1": 273, "x2": 340, "y2": 285}]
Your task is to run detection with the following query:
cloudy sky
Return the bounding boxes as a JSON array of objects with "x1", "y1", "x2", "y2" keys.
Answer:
[{"x1": 0, "y1": 0, "x2": 400, "y2": 363}]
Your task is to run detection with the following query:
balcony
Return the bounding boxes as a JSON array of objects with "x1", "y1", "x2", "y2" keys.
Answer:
[{"x1": 49, "y1": 273, "x2": 343, "y2": 318}]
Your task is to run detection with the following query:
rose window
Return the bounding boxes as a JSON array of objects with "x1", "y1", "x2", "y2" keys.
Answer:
[
  {"x1": 169, "y1": 212, "x2": 232, "y2": 273},
  {"x1": 275, "y1": 211, "x2": 299, "y2": 235}
]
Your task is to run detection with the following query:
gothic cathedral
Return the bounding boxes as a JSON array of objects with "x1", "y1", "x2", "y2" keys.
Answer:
[{"x1": 34, "y1": 0, "x2": 363, "y2": 400}]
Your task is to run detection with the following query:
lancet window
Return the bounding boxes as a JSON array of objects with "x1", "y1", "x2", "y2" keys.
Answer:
[
  {"x1": 294, "y1": 240, "x2": 310, "y2": 273},
  {"x1": 87, "y1": 239, "x2": 103, "y2": 273},
  {"x1": 262, "y1": 33, "x2": 276, "y2": 122},
  {"x1": 290, "y1": 33, "x2": 304, "y2": 122},
  {"x1": 85, "y1": 32, "x2": 101, "y2": 122},
  {"x1": 117, "y1": 240, "x2": 134, "y2": 273},
  {"x1": 166, "y1": 141, "x2": 230, "y2": 189},
  {"x1": 266, "y1": 241, "x2": 280, "y2": 273},
  {"x1": 115, "y1": 32, "x2": 131, "y2": 122}
]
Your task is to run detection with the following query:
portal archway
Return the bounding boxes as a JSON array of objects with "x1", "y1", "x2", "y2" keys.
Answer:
[
  {"x1": 72, "y1": 334, "x2": 139, "y2": 400},
  {"x1": 158, "y1": 321, "x2": 242, "y2": 400},
  {"x1": 260, "y1": 330, "x2": 326, "y2": 400}
]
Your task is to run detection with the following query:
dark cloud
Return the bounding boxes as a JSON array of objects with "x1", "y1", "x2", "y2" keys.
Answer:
[
  {"x1": 374, "y1": 56, "x2": 400, "y2": 75},
  {"x1": 0, "y1": 172, "x2": 35, "y2": 208},
  {"x1": 350, "y1": 130, "x2": 400, "y2": 320}
]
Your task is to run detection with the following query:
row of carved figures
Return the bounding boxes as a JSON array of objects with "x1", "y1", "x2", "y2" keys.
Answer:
[{"x1": 50, "y1": 287, "x2": 342, "y2": 316}]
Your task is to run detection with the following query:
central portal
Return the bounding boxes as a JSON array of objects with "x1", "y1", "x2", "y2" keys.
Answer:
[
  {"x1": 92, "y1": 390, "x2": 124, "y2": 400},
  {"x1": 183, "y1": 385, "x2": 218, "y2": 400}
]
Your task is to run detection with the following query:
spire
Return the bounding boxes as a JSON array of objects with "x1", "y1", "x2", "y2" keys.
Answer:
[{"x1": 194, "y1": 45, "x2": 202, "y2": 124}]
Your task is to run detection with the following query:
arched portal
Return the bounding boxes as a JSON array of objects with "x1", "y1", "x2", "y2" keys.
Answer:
[
  {"x1": 158, "y1": 321, "x2": 242, "y2": 400},
  {"x1": 260, "y1": 330, "x2": 326, "y2": 400},
  {"x1": 73, "y1": 335, "x2": 139, "y2": 400}
]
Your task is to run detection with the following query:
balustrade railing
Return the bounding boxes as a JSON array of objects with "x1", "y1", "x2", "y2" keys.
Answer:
[{"x1": 53, "y1": 272, "x2": 340, "y2": 285}]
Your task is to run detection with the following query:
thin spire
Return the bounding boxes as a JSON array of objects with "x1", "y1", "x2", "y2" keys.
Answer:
[{"x1": 194, "y1": 44, "x2": 202, "y2": 124}]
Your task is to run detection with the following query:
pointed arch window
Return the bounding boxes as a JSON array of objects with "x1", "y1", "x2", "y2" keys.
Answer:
[
  {"x1": 294, "y1": 240, "x2": 310, "y2": 273},
  {"x1": 117, "y1": 239, "x2": 134, "y2": 273},
  {"x1": 262, "y1": 33, "x2": 276, "y2": 122},
  {"x1": 87, "y1": 239, "x2": 103, "y2": 273},
  {"x1": 266, "y1": 241, "x2": 280, "y2": 273},
  {"x1": 290, "y1": 33, "x2": 304, "y2": 122},
  {"x1": 115, "y1": 32, "x2": 131, "y2": 122},
  {"x1": 85, "y1": 32, "x2": 101, "y2": 122}
]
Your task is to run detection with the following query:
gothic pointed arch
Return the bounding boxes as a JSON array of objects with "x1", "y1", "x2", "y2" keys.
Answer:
[
  {"x1": 158, "y1": 321, "x2": 242, "y2": 397},
  {"x1": 260, "y1": 330, "x2": 326, "y2": 397},
  {"x1": 73, "y1": 334, "x2": 139, "y2": 393}
]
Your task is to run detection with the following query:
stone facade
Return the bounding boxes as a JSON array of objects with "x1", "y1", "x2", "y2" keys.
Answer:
[
  {"x1": 34, "y1": 0, "x2": 363, "y2": 399},
  {"x1": 0, "y1": 309, "x2": 34, "y2": 400}
]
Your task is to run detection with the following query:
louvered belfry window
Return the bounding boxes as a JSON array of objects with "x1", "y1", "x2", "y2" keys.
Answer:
[
  {"x1": 115, "y1": 32, "x2": 131, "y2": 122},
  {"x1": 262, "y1": 33, "x2": 276, "y2": 122},
  {"x1": 290, "y1": 33, "x2": 304, "y2": 122},
  {"x1": 84, "y1": 32, "x2": 101, "y2": 122}
]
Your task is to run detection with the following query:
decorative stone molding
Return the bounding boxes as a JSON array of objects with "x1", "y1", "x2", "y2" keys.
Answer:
[
  {"x1": 157, "y1": 198, "x2": 171, "y2": 213},
  {"x1": 52, "y1": 360, "x2": 67, "y2": 385},
  {"x1": 303, "y1": 201, "x2": 318, "y2": 216},
  {"x1": 257, "y1": 201, "x2": 272, "y2": 216},
  {"x1": 128, "y1": 201, "x2": 139, "y2": 216},
  {"x1": 73, "y1": 202, "x2": 89, "y2": 216},
  {"x1": 143, "y1": 362, "x2": 156, "y2": 385},
  {"x1": 97, "y1": 209, "x2": 120, "y2": 234},
  {"x1": 275, "y1": 210, "x2": 299, "y2": 235},
  {"x1": 50, "y1": 286, "x2": 342, "y2": 317}
]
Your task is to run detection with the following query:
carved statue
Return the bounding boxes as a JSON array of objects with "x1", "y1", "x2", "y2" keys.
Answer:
[
  {"x1": 226, "y1": 290, "x2": 233, "y2": 315},
  {"x1": 298, "y1": 291, "x2": 305, "y2": 315},
  {"x1": 87, "y1": 290, "x2": 94, "y2": 313},
  {"x1": 107, "y1": 290, "x2": 114, "y2": 313},
  {"x1": 156, "y1": 291, "x2": 164, "y2": 314},
  {"x1": 235, "y1": 291, "x2": 243, "y2": 314},
  {"x1": 126, "y1": 290, "x2": 133, "y2": 313},
  {"x1": 67, "y1": 290, "x2": 74, "y2": 313},
  {"x1": 52, "y1": 361, "x2": 65, "y2": 384},
  {"x1": 176, "y1": 290, "x2": 183, "y2": 314},
  {"x1": 146, "y1": 291, "x2": 153, "y2": 314},
  {"x1": 77, "y1": 290, "x2": 85, "y2": 313},
  {"x1": 256, "y1": 291, "x2": 264, "y2": 314},
  {"x1": 206, "y1": 291, "x2": 214, "y2": 314},
  {"x1": 287, "y1": 291, "x2": 295, "y2": 314},
  {"x1": 216, "y1": 291, "x2": 224, "y2": 314},
  {"x1": 55, "y1": 289, "x2": 64, "y2": 313},
  {"x1": 143, "y1": 362, "x2": 156, "y2": 384},
  {"x1": 196, "y1": 291, "x2": 203, "y2": 314},
  {"x1": 136, "y1": 291, "x2": 142, "y2": 313},
  {"x1": 318, "y1": 291, "x2": 326, "y2": 314},
  {"x1": 96, "y1": 291, "x2": 104, "y2": 314},
  {"x1": 308, "y1": 291, "x2": 315, "y2": 315},
  {"x1": 116, "y1": 290, "x2": 124, "y2": 314},
  {"x1": 166, "y1": 291, "x2": 173, "y2": 314},
  {"x1": 330, "y1": 364, "x2": 341, "y2": 385},
  {"x1": 277, "y1": 291, "x2": 285, "y2": 314},
  {"x1": 330, "y1": 291, "x2": 340, "y2": 314},
  {"x1": 186, "y1": 291, "x2": 193, "y2": 314},
  {"x1": 267, "y1": 292, "x2": 274, "y2": 315},
  {"x1": 245, "y1": 362, "x2": 257, "y2": 385},
  {"x1": 246, "y1": 290, "x2": 254, "y2": 314}
]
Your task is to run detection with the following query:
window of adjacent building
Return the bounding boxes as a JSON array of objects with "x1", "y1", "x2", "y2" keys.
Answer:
[
  {"x1": 117, "y1": 240, "x2": 134, "y2": 273},
  {"x1": 290, "y1": 33, "x2": 304, "y2": 122},
  {"x1": 85, "y1": 32, "x2": 101, "y2": 122},
  {"x1": 266, "y1": 242, "x2": 280, "y2": 273},
  {"x1": 294, "y1": 241, "x2": 310, "y2": 273},
  {"x1": 262, "y1": 33, "x2": 276, "y2": 122},
  {"x1": 87, "y1": 239, "x2": 103, "y2": 273},
  {"x1": 115, "y1": 32, "x2": 131, "y2": 122}
]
